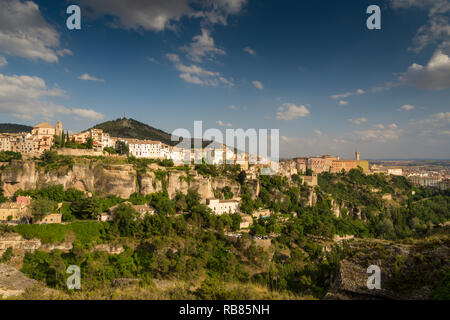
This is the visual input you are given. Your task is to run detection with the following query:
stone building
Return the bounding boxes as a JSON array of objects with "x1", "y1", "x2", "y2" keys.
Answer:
[{"x1": 35, "y1": 213, "x2": 62, "y2": 224}]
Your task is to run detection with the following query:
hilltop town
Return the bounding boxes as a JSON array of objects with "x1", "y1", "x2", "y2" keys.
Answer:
[{"x1": 0, "y1": 120, "x2": 448, "y2": 300}]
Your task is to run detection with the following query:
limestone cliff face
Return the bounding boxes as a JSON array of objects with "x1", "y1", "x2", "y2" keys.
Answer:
[
  {"x1": 139, "y1": 171, "x2": 163, "y2": 195},
  {"x1": 93, "y1": 164, "x2": 137, "y2": 199},
  {"x1": 1, "y1": 161, "x2": 138, "y2": 199},
  {"x1": 0, "y1": 233, "x2": 41, "y2": 255},
  {"x1": 1, "y1": 161, "x2": 38, "y2": 197},
  {"x1": 325, "y1": 237, "x2": 449, "y2": 300},
  {"x1": 1, "y1": 161, "x2": 250, "y2": 202}
]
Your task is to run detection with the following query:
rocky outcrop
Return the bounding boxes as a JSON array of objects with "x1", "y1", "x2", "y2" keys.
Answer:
[
  {"x1": 1, "y1": 160, "x2": 257, "y2": 202},
  {"x1": 93, "y1": 164, "x2": 137, "y2": 199},
  {"x1": 1, "y1": 161, "x2": 38, "y2": 197},
  {"x1": 0, "y1": 263, "x2": 40, "y2": 298},
  {"x1": 94, "y1": 244, "x2": 124, "y2": 255},
  {"x1": 0, "y1": 233, "x2": 41, "y2": 255},
  {"x1": 308, "y1": 190, "x2": 317, "y2": 207},
  {"x1": 331, "y1": 199, "x2": 341, "y2": 217},
  {"x1": 326, "y1": 238, "x2": 449, "y2": 300},
  {"x1": 40, "y1": 242, "x2": 73, "y2": 252}
]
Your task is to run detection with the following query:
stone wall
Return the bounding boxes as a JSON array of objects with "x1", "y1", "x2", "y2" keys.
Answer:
[{"x1": 56, "y1": 148, "x2": 104, "y2": 157}]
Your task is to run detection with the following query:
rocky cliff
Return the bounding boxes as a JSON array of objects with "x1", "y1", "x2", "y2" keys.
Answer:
[
  {"x1": 0, "y1": 160, "x2": 252, "y2": 202},
  {"x1": 325, "y1": 236, "x2": 450, "y2": 300}
]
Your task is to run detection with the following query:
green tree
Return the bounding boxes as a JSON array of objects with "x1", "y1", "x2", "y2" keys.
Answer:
[
  {"x1": 71, "y1": 197, "x2": 102, "y2": 220},
  {"x1": 115, "y1": 141, "x2": 129, "y2": 155},
  {"x1": 31, "y1": 198, "x2": 58, "y2": 222},
  {"x1": 85, "y1": 137, "x2": 94, "y2": 149},
  {"x1": 112, "y1": 204, "x2": 139, "y2": 237},
  {"x1": 0, "y1": 188, "x2": 7, "y2": 203}
]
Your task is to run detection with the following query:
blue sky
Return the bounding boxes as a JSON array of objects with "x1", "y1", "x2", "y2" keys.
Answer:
[{"x1": 0, "y1": 0, "x2": 449, "y2": 159}]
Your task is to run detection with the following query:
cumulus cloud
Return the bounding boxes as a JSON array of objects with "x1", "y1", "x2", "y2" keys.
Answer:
[
  {"x1": 398, "y1": 50, "x2": 450, "y2": 90},
  {"x1": 79, "y1": 0, "x2": 247, "y2": 31},
  {"x1": 252, "y1": 80, "x2": 264, "y2": 90},
  {"x1": 338, "y1": 100, "x2": 348, "y2": 106},
  {"x1": 0, "y1": 56, "x2": 7, "y2": 68},
  {"x1": 216, "y1": 120, "x2": 232, "y2": 127},
  {"x1": 243, "y1": 46, "x2": 255, "y2": 55},
  {"x1": 331, "y1": 89, "x2": 364, "y2": 99},
  {"x1": 166, "y1": 53, "x2": 233, "y2": 87},
  {"x1": 0, "y1": 0, "x2": 62, "y2": 63},
  {"x1": 276, "y1": 103, "x2": 310, "y2": 120},
  {"x1": 349, "y1": 117, "x2": 368, "y2": 125},
  {"x1": 227, "y1": 105, "x2": 237, "y2": 110},
  {"x1": 181, "y1": 28, "x2": 225, "y2": 62},
  {"x1": 314, "y1": 129, "x2": 323, "y2": 136},
  {"x1": 391, "y1": 0, "x2": 450, "y2": 53},
  {"x1": 56, "y1": 49, "x2": 73, "y2": 57},
  {"x1": 353, "y1": 127, "x2": 401, "y2": 142},
  {"x1": 146, "y1": 57, "x2": 159, "y2": 64},
  {"x1": 400, "y1": 104, "x2": 415, "y2": 111},
  {"x1": 78, "y1": 73, "x2": 105, "y2": 82},
  {"x1": 0, "y1": 73, "x2": 104, "y2": 121}
]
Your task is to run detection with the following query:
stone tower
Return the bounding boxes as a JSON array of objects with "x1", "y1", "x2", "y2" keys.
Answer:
[
  {"x1": 56, "y1": 120, "x2": 63, "y2": 138},
  {"x1": 355, "y1": 151, "x2": 360, "y2": 161}
]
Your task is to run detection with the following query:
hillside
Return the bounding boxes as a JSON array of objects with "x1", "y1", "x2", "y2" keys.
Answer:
[
  {"x1": 92, "y1": 118, "x2": 178, "y2": 146},
  {"x1": 92, "y1": 118, "x2": 211, "y2": 147},
  {"x1": 0, "y1": 123, "x2": 32, "y2": 133}
]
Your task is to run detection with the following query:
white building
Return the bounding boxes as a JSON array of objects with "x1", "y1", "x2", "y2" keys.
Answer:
[
  {"x1": 125, "y1": 139, "x2": 163, "y2": 158},
  {"x1": 207, "y1": 198, "x2": 240, "y2": 215},
  {"x1": 167, "y1": 146, "x2": 185, "y2": 164},
  {"x1": 387, "y1": 168, "x2": 403, "y2": 176}
]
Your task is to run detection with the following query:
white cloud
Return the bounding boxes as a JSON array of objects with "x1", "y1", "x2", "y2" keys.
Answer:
[
  {"x1": 252, "y1": 80, "x2": 264, "y2": 90},
  {"x1": 216, "y1": 120, "x2": 232, "y2": 127},
  {"x1": 353, "y1": 127, "x2": 401, "y2": 142},
  {"x1": 56, "y1": 49, "x2": 73, "y2": 57},
  {"x1": 388, "y1": 123, "x2": 398, "y2": 129},
  {"x1": 78, "y1": 73, "x2": 105, "y2": 82},
  {"x1": 0, "y1": 73, "x2": 104, "y2": 121},
  {"x1": 281, "y1": 135, "x2": 295, "y2": 143},
  {"x1": 375, "y1": 124, "x2": 385, "y2": 129},
  {"x1": 349, "y1": 117, "x2": 368, "y2": 125},
  {"x1": 331, "y1": 89, "x2": 365, "y2": 99},
  {"x1": 314, "y1": 129, "x2": 323, "y2": 136},
  {"x1": 181, "y1": 28, "x2": 225, "y2": 63},
  {"x1": 411, "y1": 112, "x2": 450, "y2": 129},
  {"x1": 0, "y1": 0, "x2": 61, "y2": 63},
  {"x1": 391, "y1": 0, "x2": 450, "y2": 53},
  {"x1": 400, "y1": 104, "x2": 415, "y2": 111},
  {"x1": 166, "y1": 53, "x2": 233, "y2": 87},
  {"x1": 146, "y1": 57, "x2": 159, "y2": 64},
  {"x1": 276, "y1": 103, "x2": 310, "y2": 120},
  {"x1": 228, "y1": 105, "x2": 237, "y2": 110},
  {"x1": 338, "y1": 100, "x2": 348, "y2": 106},
  {"x1": 80, "y1": 0, "x2": 247, "y2": 31},
  {"x1": 0, "y1": 56, "x2": 7, "y2": 68},
  {"x1": 398, "y1": 50, "x2": 450, "y2": 90},
  {"x1": 70, "y1": 108, "x2": 104, "y2": 121},
  {"x1": 243, "y1": 46, "x2": 255, "y2": 55}
]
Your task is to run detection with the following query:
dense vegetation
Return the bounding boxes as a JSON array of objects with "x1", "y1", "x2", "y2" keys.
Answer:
[
  {"x1": 0, "y1": 123, "x2": 32, "y2": 133},
  {"x1": 0, "y1": 151, "x2": 22, "y2": 162},
  {"x1": 2, "y1": 162, "x2": 449, "y2": 300},
  {"x1": 92, "y1": 118, "x2": 178, "y2": 146}
]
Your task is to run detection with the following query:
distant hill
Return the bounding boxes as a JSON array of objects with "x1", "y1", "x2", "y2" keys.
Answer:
[
  {"x1": 92, "y1": 118, "x2": 211, "y2": 147},
  {"x1": 91, "y1": 118, "x2": 177, "y2": 145},
  {"x1": 0, "y1": 123, "x2": 33, "y2": 133}
]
